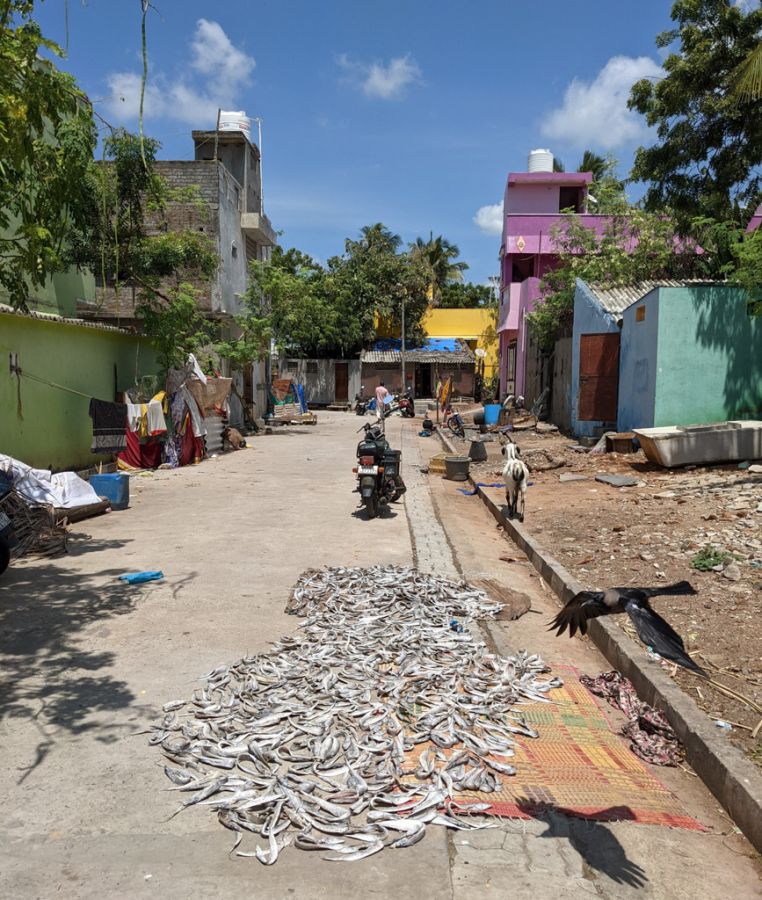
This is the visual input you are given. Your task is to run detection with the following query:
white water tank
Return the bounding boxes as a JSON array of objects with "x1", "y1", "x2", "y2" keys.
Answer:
[
  {"x1": 218, "y1": 110, "x2": 252, "y2": 142},
  {"x1": 528, "y1": 148, "x2": 554, "y2": 173}
]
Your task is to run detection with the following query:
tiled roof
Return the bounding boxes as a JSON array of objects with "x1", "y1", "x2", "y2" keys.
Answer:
[
  {"x1": 0, "y1": 303, "x2": 135, "y2": 335},
  {"x1": 361, "y1": 339, "x2": 475, "y2": 365},
  {"x1": 583, "y1": 280, "x2": 717, "y2": 315}
]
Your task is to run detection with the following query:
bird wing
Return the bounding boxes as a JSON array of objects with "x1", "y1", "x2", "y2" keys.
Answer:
[
  {"x1": 625, "y1": 601, "x2": 706, "y2": 675},
  {"x1": 549, "y1": 591, "x2": 609, "y2": 638},
  {"x1": 620, "y1": 581, "x2": 697, "y2": 599}
]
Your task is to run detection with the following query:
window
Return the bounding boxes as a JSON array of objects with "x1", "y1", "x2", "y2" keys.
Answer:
[
  {"x1": 635, "y1": 305, "x2": 646, "y2": 322},
  {"x1": 559, "y1": 187, "x2": 582, "y2": 213}
]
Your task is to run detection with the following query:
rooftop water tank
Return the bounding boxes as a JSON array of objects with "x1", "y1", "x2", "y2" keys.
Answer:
[
  {"x1": 528, "y1": 149, "x2": 554, "y2": 173},
  {"x1": 218, "y1": 110, "x2": 252, "y2": 142}
]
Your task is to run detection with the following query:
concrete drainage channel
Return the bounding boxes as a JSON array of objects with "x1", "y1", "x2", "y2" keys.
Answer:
[{"x1": 435, "y1": 427, "x2": 762, "y2": 855}]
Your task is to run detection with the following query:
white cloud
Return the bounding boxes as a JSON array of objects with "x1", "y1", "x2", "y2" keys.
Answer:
[
  {"x1": 541, "y1": 55, "x2": 662, "y2": 149},
  {"x1": 473, "y1": 203, "x2": 503, "y2": 236},
  {"x1": 337, "y1": 53, "x2": 421, "y2": 99},
  {"x1": 104, "y1": 19, "x2": 255, "y2": 127}
]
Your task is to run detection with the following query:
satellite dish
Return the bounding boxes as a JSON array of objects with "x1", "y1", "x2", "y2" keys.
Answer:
[{"x1": 475, "y1": 348, "x2": 487, "y2": 358}]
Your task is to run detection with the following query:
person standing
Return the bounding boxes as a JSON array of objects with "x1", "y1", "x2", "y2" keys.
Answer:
[{"x1": 375, "y1": 381, "x2": 389, "y2": 432}]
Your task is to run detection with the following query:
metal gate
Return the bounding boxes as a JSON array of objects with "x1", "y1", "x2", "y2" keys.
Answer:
[{"x1": 578, "y1": 333, "x2": 619, "y2": 422}]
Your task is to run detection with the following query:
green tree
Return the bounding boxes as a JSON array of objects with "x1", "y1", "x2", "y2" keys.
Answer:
[
  {"x1": 251, "y1": 228, "x2": 430, "y2": 358},
  {"x1": 409, "y1": 233, "x2": 468, "y2": 304},
  {"x1": 136, "y1": 285, "x2": 213, "y2": 374},
  {"x1": 0, "y1": 0, "x2": 97, "y2": 308},
  {"x1": 438, "y1": 281, "x2": 493, "y2": 308},
  {"x1": 527, "y1": 210, "x2": 700, "y2": 350},
  {"x1": 629, "y1": 0, "x2": 762, "y2": 240}
]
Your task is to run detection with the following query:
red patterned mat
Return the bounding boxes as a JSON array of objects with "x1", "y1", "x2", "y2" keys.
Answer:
[{"x1": 406, "y1": 667, "x2": 704, "y2": 830}]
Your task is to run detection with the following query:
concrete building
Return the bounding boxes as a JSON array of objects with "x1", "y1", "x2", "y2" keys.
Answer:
[
  {"x1": 79, "y1": 127, "x2": 276, "y2": 421},
  {"x1": 0, "y1": 303, "x2": 158, "y2": 470},
  {"x1": 276, "y1": 357, "x2": 362, "y2": 407},
  {"x1": 618, "y1": 283, "x2": 762, "y2": 431},
  {"x1": 422, "y1": 308, "x2": 498, "y2": 387},
  {"x1": 360, "y1": 339, "x2": 476, "y2": 399},
  {"x1": 496, "y1": 150, "x2": 609, "y2": 401}
]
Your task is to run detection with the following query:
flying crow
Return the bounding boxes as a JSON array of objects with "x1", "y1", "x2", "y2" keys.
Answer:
[{"x1": 549, "y1": 581, "x2": 706, "y2": 675}]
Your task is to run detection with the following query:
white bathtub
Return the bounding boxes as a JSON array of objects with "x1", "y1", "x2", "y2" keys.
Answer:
[{"x1": 633, "y1": 421, "x2": 762, "y2": 467}]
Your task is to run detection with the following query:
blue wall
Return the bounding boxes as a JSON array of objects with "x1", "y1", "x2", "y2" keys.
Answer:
[
  {"x1": 618, "y1": 288, "x2": 659, "y2": 431},
  {"x1": 571, "y1": 280, "x2": 620, "y2": 438}
]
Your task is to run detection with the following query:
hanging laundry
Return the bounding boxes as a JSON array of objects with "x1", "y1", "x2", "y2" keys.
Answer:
[
  {"x1": 180, "y1": 384, "x2": 207, "y2": 438},
  {"x1": 89, "y1": 398, "x2": 128, "y2": 453},
  {"x1": 126, "y1": 403, "x2": 144, "y2": 433},
  {"x1": 146, "y1": 400, "x2": 167, "y2": 435}
]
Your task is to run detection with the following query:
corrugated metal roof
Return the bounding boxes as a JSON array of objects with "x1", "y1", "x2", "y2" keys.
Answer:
[
  {"x1": 0, "y1": 303, "x2": 135, "y2": 335},
  {"x1": 584, "y1": 280, "x2": 717, "y2": 315}
]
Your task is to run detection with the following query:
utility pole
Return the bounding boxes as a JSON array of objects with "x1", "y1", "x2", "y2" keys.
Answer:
[{"x1": 400, "y1": 289, "x2": 406, "y2": 394}]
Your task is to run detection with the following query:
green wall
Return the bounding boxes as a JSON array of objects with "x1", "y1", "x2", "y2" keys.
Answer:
[
  {"x1": 654, "y1": 286, "x2": 762, "y2": 426},
  {"x1": 0, "y1": 312, "x2": 158, "y2": 471}
]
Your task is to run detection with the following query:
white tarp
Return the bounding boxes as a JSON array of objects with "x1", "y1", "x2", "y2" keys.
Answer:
[{"x1": 0, "y1": 455, "x2": 101, "y2": 509}]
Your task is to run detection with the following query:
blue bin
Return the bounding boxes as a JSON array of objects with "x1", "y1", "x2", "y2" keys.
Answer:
[
  {"x1": 483, "y1": 403, "x2": 502, "y2": 426},
  {"x1": 89, "y1": 473, "x2": 130, "y2": 510}
]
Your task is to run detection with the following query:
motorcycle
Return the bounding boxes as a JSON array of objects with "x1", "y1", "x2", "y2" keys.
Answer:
[
  {"x1": 397, "y1": 388, "x2": 415, "y2": 418},
  {"x1": 354, "y1": 385, "x2": 369, "y2": 416},
  {"x1": 0, "y1": 510, "x2": 17, "y2": 577},
  {"x1": 353, "y1": 422, "x2": 406, "y2": 519}
]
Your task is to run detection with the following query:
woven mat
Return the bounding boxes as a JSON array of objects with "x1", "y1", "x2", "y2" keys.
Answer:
[{"x1": 406, "y1": 667, "x2": 704, "y2": 830}]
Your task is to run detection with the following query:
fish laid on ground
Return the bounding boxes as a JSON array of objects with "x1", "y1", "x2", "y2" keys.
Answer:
[{"x1": 150, "y1": 566, "x2": 562, "y2": 863}]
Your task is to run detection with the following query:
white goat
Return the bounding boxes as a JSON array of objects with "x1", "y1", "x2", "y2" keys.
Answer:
[
  {"x1": 502, "y1": 458, "x2": 529, "y2": 522},
  {"x1": 500, "y1": 440, "x2": 521, "y2": 461}
]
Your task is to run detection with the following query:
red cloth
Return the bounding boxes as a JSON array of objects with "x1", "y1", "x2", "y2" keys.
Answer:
[
  {"x1": 117, "y1": 429, "x2": 162, "y2": 471},
  {"x1": 178, "y1": 414, "x2": 204, "y2": 466}
]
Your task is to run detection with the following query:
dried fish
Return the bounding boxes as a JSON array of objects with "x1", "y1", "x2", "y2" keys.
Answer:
[{"x1": 151, "y1": 566, "x2": 561, "y2": 863}]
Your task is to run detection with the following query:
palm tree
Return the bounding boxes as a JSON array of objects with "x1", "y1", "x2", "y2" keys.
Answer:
[
  {"x1": 577, "y1": 150, "x2": 609, "y2": 182},
  {"x1": 358, "y1": 223, "x2": 402, "y2": 254},
  {"x1": 734, "y1": 40, "x2": 762, "y2": 100},
  {"x1": 409, "y1": 233, "x2": 468, "y2": 304}
]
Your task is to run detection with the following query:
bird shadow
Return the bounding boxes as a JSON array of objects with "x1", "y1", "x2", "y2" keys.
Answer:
[{"x1": 515, "y1": 797, "x2": 648, "y2": 889}]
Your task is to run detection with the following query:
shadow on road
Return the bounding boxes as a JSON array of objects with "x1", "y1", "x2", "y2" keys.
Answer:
[
  {"x1": 515, "y1": 798, "x2": 648, "y2": 889},
  {"x1": 0, "y1": 544, "x2": 157, "y2": 779}
]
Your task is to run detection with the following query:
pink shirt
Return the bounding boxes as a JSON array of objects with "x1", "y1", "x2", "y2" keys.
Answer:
[{"x1": 375, "y1": 385, "x2": 389, "y2": 407}]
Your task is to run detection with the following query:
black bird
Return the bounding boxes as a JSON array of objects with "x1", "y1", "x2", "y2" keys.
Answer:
[{"x1": 549, "y1": 581, "x2": 706, "y2": 675}]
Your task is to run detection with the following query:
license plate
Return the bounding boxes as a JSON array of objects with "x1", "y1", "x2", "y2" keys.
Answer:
[{"x1": 357, "y1": 466, "x2": 378, "y2": 475}]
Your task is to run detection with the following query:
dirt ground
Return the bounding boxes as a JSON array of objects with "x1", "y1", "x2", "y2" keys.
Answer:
[{"x1": 445, "y1": 421, "x2": 762, "y2": 769}]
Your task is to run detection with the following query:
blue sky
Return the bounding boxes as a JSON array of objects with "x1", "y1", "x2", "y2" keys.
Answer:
[{"x1": 37, "y1": 0, "x2": 675, "y2": 283}]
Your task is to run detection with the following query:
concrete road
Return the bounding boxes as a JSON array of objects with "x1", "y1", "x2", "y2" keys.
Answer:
[{"x1": 1, "y1": 412, "x2": 760, "y2": 898}]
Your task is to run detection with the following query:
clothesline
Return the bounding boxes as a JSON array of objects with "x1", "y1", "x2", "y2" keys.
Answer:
[{"x1": 18, "y1": 369, "x2": 108, "y2": 402}]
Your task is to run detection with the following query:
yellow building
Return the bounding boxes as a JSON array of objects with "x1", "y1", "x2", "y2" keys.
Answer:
[{"x1": 422, "y1": 308, "x2": 498, "y2": 382}]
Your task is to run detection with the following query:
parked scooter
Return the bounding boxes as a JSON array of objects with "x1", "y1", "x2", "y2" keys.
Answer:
[
  {"x1": 397, "y1": 388, "x2": 415, "y2": 418},
  {"x1": 354, "y1": 385, "x2": 369, "y2": 416},
  {"x1": 353, "y1": 422, "x2": 406, "y2": 519}
]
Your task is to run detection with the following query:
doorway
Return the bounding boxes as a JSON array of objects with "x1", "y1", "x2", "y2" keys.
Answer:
[
  {"x1": 334, "y1": 362, "x2": 349, "y2": 402},
  {"x1": 416, "y1": 364, "x2": 432, "y2": 398},
  {"x1": 578, "y1": 333, "x2": 620, "y2": 421}
]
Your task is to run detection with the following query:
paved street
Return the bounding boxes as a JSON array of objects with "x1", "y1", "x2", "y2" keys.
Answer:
[{"x1": 1, "y1": 412, "x2": 761, "y2": 898}]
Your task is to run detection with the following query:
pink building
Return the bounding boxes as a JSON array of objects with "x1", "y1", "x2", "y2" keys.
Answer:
[{"x1": 497, "y1": 151, "x2": 609, "y2": 399}]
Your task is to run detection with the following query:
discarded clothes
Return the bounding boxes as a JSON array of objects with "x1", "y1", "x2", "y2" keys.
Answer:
[
  {"x1": 89, "y1": 398, "x2": 127, "y2": 453},
  {"x1": 580, "y1": 671, "x2": 683, "y2": 766},
  {"x1": 457, "y1": 482, "x2": 506, "y2": 496},
  {"x1": 118, "y1": 570, "x2": 164, "y2": 584}
]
